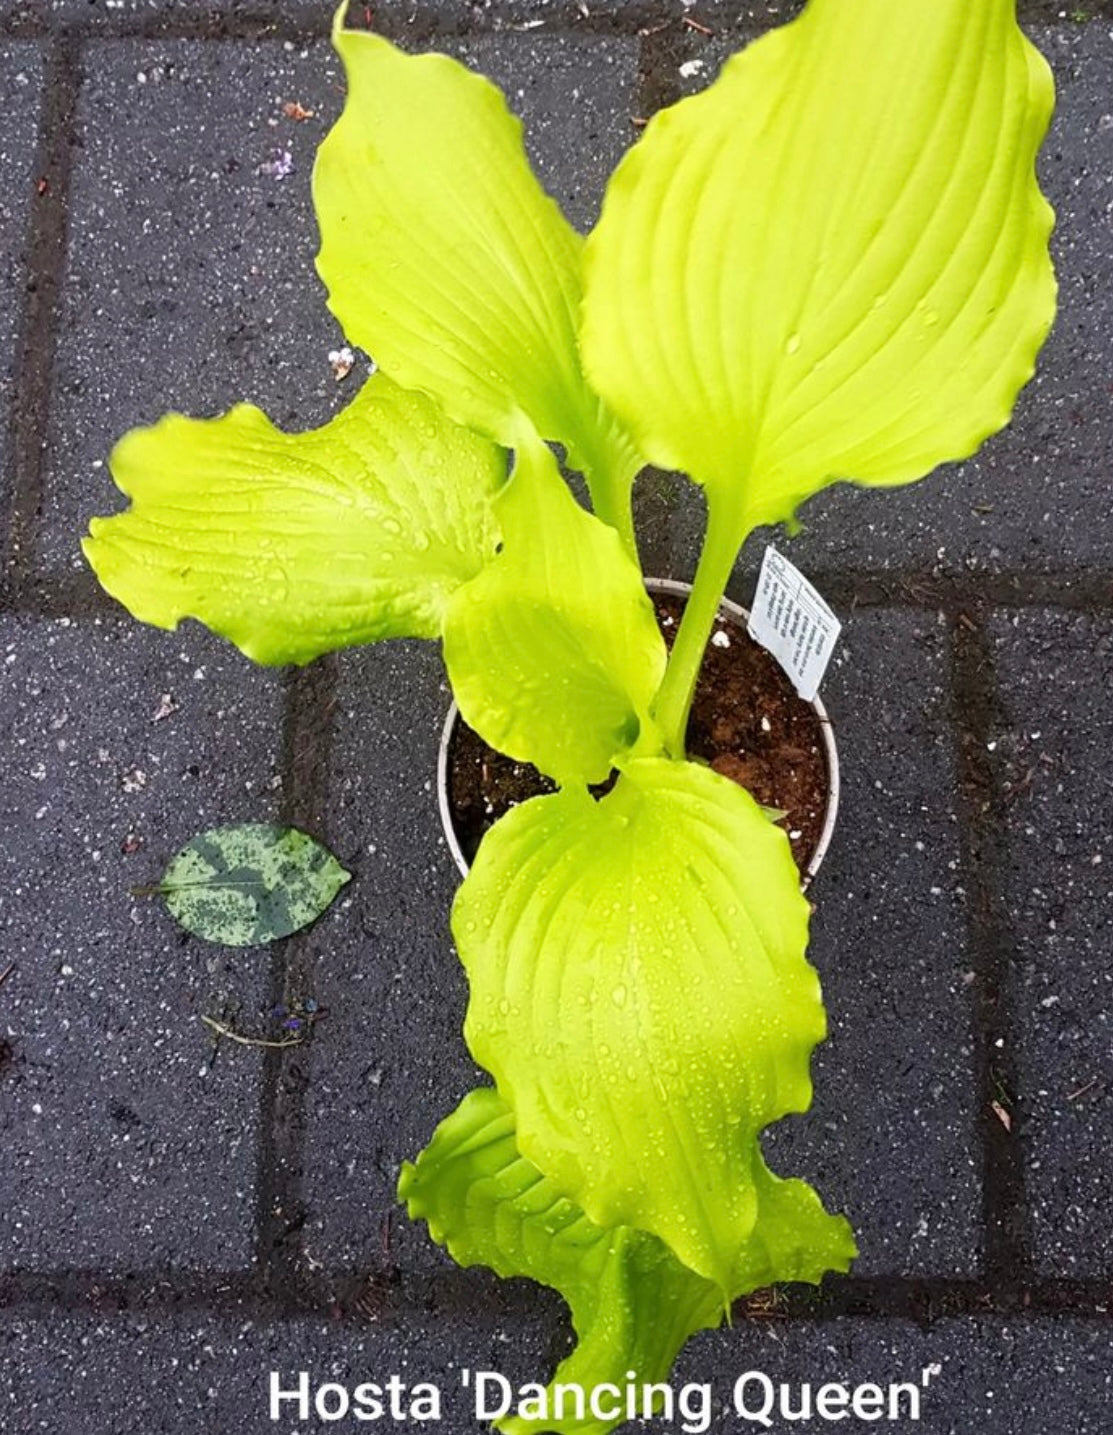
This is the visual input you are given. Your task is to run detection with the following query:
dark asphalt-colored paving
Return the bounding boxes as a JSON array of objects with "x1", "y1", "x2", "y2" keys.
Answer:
[
  {"x1": 0, "y1": 616, "x2": 282, "y2": 1269},
  {"x1": 301, "y1": 637, "x2": 474, "y2": 1280},
  {"x1": 0, "y1": 45, "x2": 41, "y2": 513},
  {"x1": 990, "y1": 610, "x2": 1113, "y2": 1277},
  {"x1": 676, "y1": 1318, "x2": 1113, "y2": 1433},
  {"x1": 36, "y1": 37, "x2": 347, "y2": 585},
  {"x1": 1, "y1": 4, "x2": 1111, "y2": 1433},
  {"x1": 447, "y1": 33, "x2": 639, "y2": 232},
  {"x1": 764, "y1": 611, "x2": 980, "y2": 1278}
]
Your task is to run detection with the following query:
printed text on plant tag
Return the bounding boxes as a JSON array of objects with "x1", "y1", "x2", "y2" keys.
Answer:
[{"x1": 748, "y1": 546, "x2": 840, "y2": 702}]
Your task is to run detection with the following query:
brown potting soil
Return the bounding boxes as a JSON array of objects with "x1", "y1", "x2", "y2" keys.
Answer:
[{"x1": 447, "y1": 590, "x2": 830, "y2": 876}]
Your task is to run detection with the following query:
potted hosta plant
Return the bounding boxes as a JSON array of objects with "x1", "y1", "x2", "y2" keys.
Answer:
[{"x1": 83, "y1": 0, "x2": 1056, "y2": 1429}]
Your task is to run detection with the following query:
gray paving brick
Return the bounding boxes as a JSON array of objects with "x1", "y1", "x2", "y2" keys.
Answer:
[
  {"x1": 0, "y1": 615, "x2": 283, "y2": 1270},
  {"x1": 988, "y1": 609, "x2": 1113, "y2": 1277},
  {"x1": 10, "y1": 1, "x2": 647, "y2": 24},
  {"x1": 5, "y1": 1311, "x2": 1113, "y2": 1434},
  {"x1": 5, "y1": 0, "x2": 331, "y2": 21},
  {"x1": 447, "y1": 33, "x2": 639, "y2": 233},
  {"x1": 698, "y1": 2, "x2": 1109, "y2": 21},
  {"x1": 2, "y1": 1306, "x2": 562, "y2": 1435},
  {"x1": 298, "y1": 639, "x2": 476, "y2": 1279},
  {"x1": 648, "y1": 23, "x2": 1113, "y2": 584},
  {"x1": 676, "y1": 1317, "x2": 1113, "y2": 1435},
  {"x1": 37, "y1": 38, "x2": 348, "y2": 583},
  {"x1": 0, "y1": 45, "x2": 42, "y2": 513},
  {"x1": 764, "y1": 609, "x2": 980, "y2": 1276}
]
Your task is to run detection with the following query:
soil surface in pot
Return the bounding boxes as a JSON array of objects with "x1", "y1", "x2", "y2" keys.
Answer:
[{"x1": 448, "y1": 592, "x2": 829, "y2": 875}]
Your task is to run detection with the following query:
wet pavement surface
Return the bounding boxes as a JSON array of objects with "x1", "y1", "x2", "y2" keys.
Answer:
[{"x1": 2, "y1": 5, "x2": 1111, "y2": 1431}]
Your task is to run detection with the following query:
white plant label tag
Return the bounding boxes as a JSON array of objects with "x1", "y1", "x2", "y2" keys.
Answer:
[{"x1": 748, "y1": 545, "x2": 840, "y2": 702}]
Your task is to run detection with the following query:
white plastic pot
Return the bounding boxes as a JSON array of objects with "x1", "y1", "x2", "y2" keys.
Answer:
[{"x1": 437, "y1": 577, "x2": 839, "y2": 889}]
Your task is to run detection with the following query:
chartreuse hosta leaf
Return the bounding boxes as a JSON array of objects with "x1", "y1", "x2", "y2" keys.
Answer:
[
  {"x1": 453, "y1": 757, "x2": 837, "y2": 1292},
  {"x1": 82, "y1": 373, "x2": 504, "y2": 665},
  {"x1": 314, "y1": 6, "x2": 642, "y2": 549},
  {"x1": 582, "y1": 0, "x2": 1056, "y2": 533},
  {"x1": 400, "y1": 1088, "x2": 853, "y2": 1435},
  {"x1": 443, "y1": 438, "x2": 666, "y2": 785}
]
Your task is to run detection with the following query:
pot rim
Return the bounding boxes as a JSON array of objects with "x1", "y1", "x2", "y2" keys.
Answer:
[{"x1": 437, "y1": 575, "x2": 839, "y2": 890}]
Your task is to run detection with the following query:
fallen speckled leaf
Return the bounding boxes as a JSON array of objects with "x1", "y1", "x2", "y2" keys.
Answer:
[{"x1": 155, "y1": 824, "x2": 350, "y2": 946}]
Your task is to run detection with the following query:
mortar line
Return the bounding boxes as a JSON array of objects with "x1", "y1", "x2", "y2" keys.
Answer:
[
  {"x1": 1, "y1": 37, "x2": 81, "y2": 610},
  {"x1": 7, "y1": 570, "x2": 1113, "y2": 622},
  {"x1": 1, "y1": 1270, "x2": 1109, "y2": 1321},
  {"x1": 7, "y1": 569, "x2": 1113, "y2": 623},
  {"x1": 251, "y1": 654, "x2": 340, "y2": 1307},
  {"x1": 0, "y1": 1, "x2": 1091, "y2": 43},
  {"x1": 0, "y1": 5, "x2": 720, "y2": 45},
  {"x1": 949, "y1": 607, "x2": 1032, "y2": 1293},
  {"x1": 1, "y1": 4, "x2": 675, "y2": 46}
]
